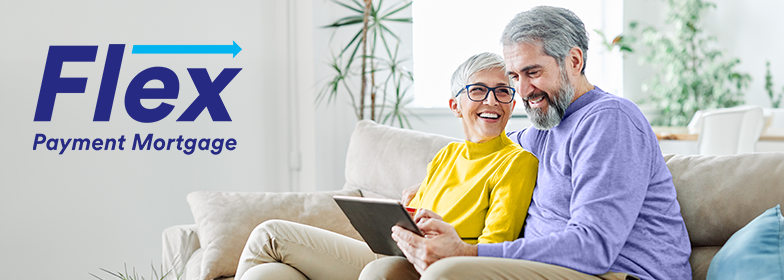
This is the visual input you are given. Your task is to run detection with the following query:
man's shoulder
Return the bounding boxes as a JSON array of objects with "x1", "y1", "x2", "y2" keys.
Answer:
[
  {"x1": 577, "y1": 92, "x2": 650, "y2": 133},
  {"x1": 582, "y1": 92, "x2": 642, "y2": 116}
]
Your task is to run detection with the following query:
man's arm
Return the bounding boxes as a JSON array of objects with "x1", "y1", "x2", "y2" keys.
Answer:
[{"x1": 479, "y1": 109, "x2": 653, "y2": 274}]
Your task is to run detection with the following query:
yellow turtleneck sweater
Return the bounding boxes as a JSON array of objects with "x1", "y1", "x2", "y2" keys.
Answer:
[{"x1": 408, "y1": 133, "x2": 538, "y2": 244}]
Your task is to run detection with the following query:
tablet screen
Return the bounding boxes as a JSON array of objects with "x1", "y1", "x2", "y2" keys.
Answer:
[{"x1": 333, "y1": 195, "x2": 423, "y2": 256}]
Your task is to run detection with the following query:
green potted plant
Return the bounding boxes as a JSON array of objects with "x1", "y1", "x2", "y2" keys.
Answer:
[
  {"x1": 764, "y1": 60, "x2": 784, "y2": 130},
  {"x1": 765, "y1": 61, "x2": 783, "y2": 109},
  {"x1": 90, "y1": 256, "x2": 183, "y2": 280},
  {"x1": 317, "y1": 0, "x2": 417, "y2": 128},
  {"x1": 638, "y1": 0, "x2": 751, "y2": 126}
]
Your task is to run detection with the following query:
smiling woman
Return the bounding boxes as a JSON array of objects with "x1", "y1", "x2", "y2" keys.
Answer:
[
  {"x1": 450, "y1": 66, "x2": 516, "y2": 143},
  {"x1": 411, "y1": 0, "x2": 624, "y2": 108}
]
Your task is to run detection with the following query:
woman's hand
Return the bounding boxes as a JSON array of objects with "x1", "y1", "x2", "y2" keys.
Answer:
[
  {"x1": 413, "y1": 208, "x2": 443, "y2": 224},
  {"x1": 401, "y1": 184, "x2": 420, "y2": 206}
]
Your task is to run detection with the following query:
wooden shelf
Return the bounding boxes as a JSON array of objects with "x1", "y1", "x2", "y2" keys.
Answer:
[{"x1": 653, "y1": 127, "x2": 784, "y2": 141}]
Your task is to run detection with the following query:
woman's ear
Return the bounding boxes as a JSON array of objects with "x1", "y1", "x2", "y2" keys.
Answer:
[{"x1": 449, "y1": 98, "x2": 462, "y2": 118}]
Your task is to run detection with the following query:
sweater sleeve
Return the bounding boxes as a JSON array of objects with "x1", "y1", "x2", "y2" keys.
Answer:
[
  {"x1": 478, "y1": 109, "x2": 653, "y2": 275},
  {"x1": 477, "y1": 150, "x2": 538, "y2": 244}
]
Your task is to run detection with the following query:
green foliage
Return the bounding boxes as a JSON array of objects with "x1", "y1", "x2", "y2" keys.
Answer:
[
  {"x1": 318, "y1": 0, "x2": 417, "y2": 128},
  {"x1": 639, "y1": 0, "x2": 751, "y2": 126},
  {"x1": 595, "y1": 22, "x2": 637, "y2": 55},
  {"x1": 90, "y1": 258, "x2": 183, "y2": 280},
  {"x1": 765, "y1": 61, "x2": 783, "y2": 108}
]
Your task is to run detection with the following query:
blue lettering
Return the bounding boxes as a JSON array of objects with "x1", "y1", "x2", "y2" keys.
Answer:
[
  {"x1": 72, "y1": 138, "x2": 90, "y2": 150},
  {"x1": 210, "y1": 138, "x2": 224, "y2": 155},
  {"x1": 125, "y1": 67, "x2": 179, "y2": 123},
  {"x1": 177, "y1": 68, "x2": 241, "y2": 121},
  {"x1": 198, "y1": 138, "x2": 210, "y2": 151},
  {"x1": 226, "y1": 138, "x2": 236, "y2": 150},
  {"x1": 46, "y1": 138, "x2": 58, "y2": 151},
  {"x1": 183, "y1": 138, "x2": 197, "y2": 155},
  {"x1": 59, "y1": 138, "x2": 72, "y2": 155},
  {"x1": 93, "y1": 44, "x2": 126, "y2": 121},
  {"x1": 153, "y1": 138, "x2": 165, "y2": 150},
  {"x1": 33, "y1": 134, "x2": 46, "y2": 150},
  {"x1": 133, "y1": 133, "x2": 153, "y2": 150},
  {"x1": 118, "y1": 135, "x2": 127, "y2": 150},
  {"x1": 34, "y1": 46, "x2": 98, "y2": 121},
  {"x1": 92, "y1": 138, "x2": 104, "y2": 150}
]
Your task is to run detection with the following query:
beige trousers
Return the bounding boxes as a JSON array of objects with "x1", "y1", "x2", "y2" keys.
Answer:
[
  {"x1": 235, "y1": 219, "x2": 381, "y2": 280},
  {"x1": 359, "y1": 256, "x2": 640, "y2": 280},
  {"x1": 236, "y1": 220, "x2": 639, "y2": 280}
]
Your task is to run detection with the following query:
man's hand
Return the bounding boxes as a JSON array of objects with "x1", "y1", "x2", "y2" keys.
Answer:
[
  {"x1": 392, "y1": 219, "x2": 477, "y2": 274},
  {"x1": 401, "y1": 184, "x2": 420, "y2": 206}
]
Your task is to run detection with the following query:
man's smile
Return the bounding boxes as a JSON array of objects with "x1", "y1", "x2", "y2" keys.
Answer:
[{"x1": 523, "y1": 92, "x2": 548, "y2": 108}]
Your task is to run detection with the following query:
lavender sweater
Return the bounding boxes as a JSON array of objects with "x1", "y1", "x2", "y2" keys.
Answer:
[{"x1": 478, "y1": 87, "x2": 692, "y2": 280}]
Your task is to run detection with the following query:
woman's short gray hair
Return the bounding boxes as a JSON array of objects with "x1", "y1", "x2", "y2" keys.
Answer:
[
  {"x1": 501, "y1": 6, "x2": 589, "y2": 74},
  {"x1": 450, "y1": 52, "x2": 507, "y2": 100}
]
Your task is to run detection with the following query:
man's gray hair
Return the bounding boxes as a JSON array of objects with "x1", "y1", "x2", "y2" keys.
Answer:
[
  {"x1": 501, "y1": 6, "x2": 589, "y2": 74},
  {"x1": 450, "y1": 52, "x2": 507, "y2": 100}
]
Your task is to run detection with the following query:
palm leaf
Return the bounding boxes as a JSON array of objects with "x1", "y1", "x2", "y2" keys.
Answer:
[
  {"x1": 323, "y1": 15, "x2": 365, "y2": 28},
  {"x1": 381, "y1": 1, "x2": 412, "y2": 18},
  {"x1": 330, "y1": 0, "x2": 362, "y2": 13}
]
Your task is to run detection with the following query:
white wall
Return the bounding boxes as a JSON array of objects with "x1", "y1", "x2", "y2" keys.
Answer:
[
  {"x1": 0, "y1": 0, "x2": 317, "y2": 278},
  {"x1": 624, "y1": 0, "x2": 784, "y2": 111},
  {"x1": 310, "y1": 0, "x2": 415, "y2": 191}
]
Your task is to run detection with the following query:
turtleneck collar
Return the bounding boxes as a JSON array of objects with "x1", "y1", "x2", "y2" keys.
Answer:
[{"x1": 464, "y1": 132, "x2": 515, "y2": 160}]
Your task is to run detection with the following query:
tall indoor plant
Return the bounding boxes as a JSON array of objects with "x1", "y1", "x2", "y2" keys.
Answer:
[
  {"x1": 765, "y1": 61, "x2": 783, "y2": 108},
  {"x1": 317, "y1": 0, "x2": 416, "y2": 128},
  {"x1": 639, "y1": 0, "x2": 751, "y2": 126}
]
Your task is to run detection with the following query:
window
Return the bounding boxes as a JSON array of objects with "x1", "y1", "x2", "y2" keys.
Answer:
[{"x1": 411, "y1": 0, "x2": 624, "y2": 108}]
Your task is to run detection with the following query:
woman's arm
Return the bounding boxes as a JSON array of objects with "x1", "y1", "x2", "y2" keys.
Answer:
[
  {"x1": 401, "y1": 183, "x2": 420, "y2": 206},
  {"x1": 477, "y1": 150, "x2": 538, "y2": 244}
]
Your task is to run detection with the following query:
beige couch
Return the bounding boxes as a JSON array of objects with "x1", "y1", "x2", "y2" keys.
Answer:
[{"x1": 163, "y1": 120, "x2": 784, "y2": 280}]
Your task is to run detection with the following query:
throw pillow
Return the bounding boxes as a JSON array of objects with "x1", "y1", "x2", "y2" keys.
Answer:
[
  {"x1": 187, "y1": 189, "x2": 362, "y2": 280},
  {"x1": 706, "y1": 204, "x2": 784, "y2": 280}
]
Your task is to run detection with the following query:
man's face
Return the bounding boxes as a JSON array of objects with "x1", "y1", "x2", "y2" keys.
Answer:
[{"x1": 503, "y1": 43, "x2": 575, "y2": 130}]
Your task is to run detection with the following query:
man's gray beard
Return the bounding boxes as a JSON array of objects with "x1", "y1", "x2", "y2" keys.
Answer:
[{"x1": 524, "y1": 69, "x2": 575, "y2": 131}]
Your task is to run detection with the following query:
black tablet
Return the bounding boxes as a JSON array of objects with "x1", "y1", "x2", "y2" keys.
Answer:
[{"x1": 333, "y1": 195, "x2": 424, "y2": 256}]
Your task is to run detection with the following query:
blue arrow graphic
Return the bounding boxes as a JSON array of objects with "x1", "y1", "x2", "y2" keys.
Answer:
[{"x1": 132, "y1": 41, "x2": 242, "y2": 57}]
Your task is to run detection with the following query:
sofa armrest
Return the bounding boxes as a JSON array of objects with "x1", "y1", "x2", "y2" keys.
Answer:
[{"x1": 162, "y1": 224, "x2": 200, "y2": 280}]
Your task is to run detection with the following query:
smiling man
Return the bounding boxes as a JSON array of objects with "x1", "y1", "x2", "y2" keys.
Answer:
[{"x1": 363, "y1": 6, "x2": 693, "y2": 280}]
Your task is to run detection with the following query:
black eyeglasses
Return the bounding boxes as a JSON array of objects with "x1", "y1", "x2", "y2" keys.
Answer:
[{"x1": 456, "y1": 84, "x2": 516, "y2": 104}]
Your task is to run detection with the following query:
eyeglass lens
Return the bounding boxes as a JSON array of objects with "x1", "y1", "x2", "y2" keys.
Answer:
[{"x1": 466, "y1": 85, "x2": 514, "y2": 103}]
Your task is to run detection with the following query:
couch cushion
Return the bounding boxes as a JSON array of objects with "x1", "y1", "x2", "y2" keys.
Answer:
[
  {"x1": 664, "y1": 153, "x2": 784, "y2": 247},
  {"x1": 344, "y1": 120, "x2": 460, "y2": 199},
  {"x1": 706, "y1": 205, "x2": 784, "y2": 280},
  {"x1": 187, "y1": 189, "x2": 362, "y2": 280},
  {"x1": 690, "y1": 246, "x2": 721, "y2": 280}
]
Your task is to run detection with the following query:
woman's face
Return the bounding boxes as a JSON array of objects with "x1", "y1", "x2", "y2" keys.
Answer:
[{"x1": 450, "y1": 67, "x2": 516, "y2": 143}]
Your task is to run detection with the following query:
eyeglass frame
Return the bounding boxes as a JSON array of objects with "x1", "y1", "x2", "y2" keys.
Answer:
[{"x1": 455, "y1": 84, "x2": 517, "y2": 104}]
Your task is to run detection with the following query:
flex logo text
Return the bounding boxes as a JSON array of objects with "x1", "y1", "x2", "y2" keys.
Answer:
[{"x1": 34, "y1": 43, "x2": 242, "y2": 123}]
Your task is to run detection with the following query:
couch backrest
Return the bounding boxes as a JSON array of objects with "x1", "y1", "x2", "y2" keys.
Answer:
[
  {"x1": 343, "y1": 121, "x2": 784, "y2": 247},
  {"x1": 664, "y1": 153, "x2": 784, "y2": 247},
  {"x1": 342, "y1": 121, "x2": 784, "y2": 280},
  {"x1": 343, "y1": 120, "x2": 459, "y2": 199}
]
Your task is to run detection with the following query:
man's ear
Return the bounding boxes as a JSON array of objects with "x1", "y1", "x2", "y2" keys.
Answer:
[
  {"x1": 567, "y1": 46, "x2": 584, "y2": 77},
  {"x1": 449, "y1": 98, "x2": 462, "y2": 118}
]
